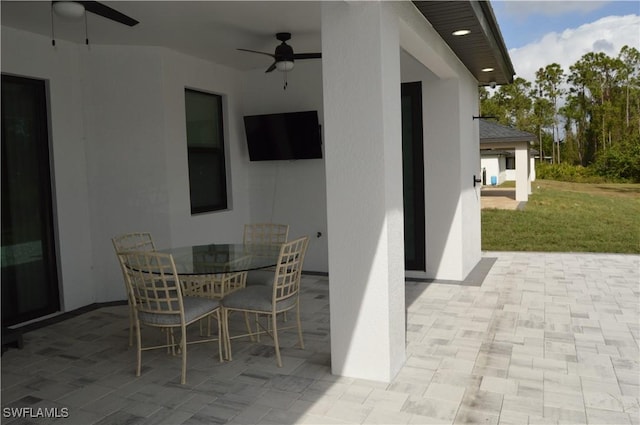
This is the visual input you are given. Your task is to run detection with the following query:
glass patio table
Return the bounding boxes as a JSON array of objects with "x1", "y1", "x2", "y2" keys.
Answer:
[{"x1": 157, "y1": 243, "x2": 282, "y2": 275}]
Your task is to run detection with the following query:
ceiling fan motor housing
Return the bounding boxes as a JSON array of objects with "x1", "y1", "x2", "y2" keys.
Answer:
[
  {"x1": 236, "y1": 32, "x2": 320, "y2": 74},
  {"x1": 275, "y1": 43, "x2": 294, "y2": 62}
]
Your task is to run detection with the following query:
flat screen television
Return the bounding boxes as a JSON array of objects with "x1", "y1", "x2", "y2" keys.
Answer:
[{"x1": 244, "y1": 110, "x2": 322, "y2": 161}]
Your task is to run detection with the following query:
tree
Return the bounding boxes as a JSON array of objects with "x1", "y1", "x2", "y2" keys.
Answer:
[
  {"x1": 480, "y1": 46, "x2": 640, "y2": 181},
  {"x1": 480, "y1": 78, "x2": 535, "y2": 130},
  {"x1": 569, "y1": 52, "x2": 627, "y2": 155},
  {"x1": 535, "y1": 64, "x2": 565, "y2": 163},
  {"x1": 532, "y1": 88, "x2": 554, "y2": 162},
  {"x1": 618, "y1": 46, "x2": 640, "y2": 136}
]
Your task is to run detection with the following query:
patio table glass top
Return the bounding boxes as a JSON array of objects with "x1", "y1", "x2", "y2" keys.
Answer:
[{"x1": 157, "y1": 243, "x2": 282, "y2": 275}]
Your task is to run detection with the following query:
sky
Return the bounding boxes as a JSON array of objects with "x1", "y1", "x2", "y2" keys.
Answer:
[{"x1": 491, "y1": 0, "x2": 640, "y2": 83}]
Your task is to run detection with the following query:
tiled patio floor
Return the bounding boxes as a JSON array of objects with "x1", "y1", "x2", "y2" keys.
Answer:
[{"x1": 2, "y1": 252, "x2": 639, "y2": 425}]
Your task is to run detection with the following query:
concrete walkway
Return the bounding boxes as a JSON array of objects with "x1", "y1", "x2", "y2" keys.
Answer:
[
  {"x1": 481, "y1": 188, "x2": 523, "y2": 210},
  {"x1": 1, "y1": 252, "x2": 638, "y2": 424}
]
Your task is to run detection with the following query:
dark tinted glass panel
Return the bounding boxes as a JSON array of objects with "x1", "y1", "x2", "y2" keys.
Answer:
[
  {"x1": 185, "y1": 89, "x2": 227, "y2": 214},
  {"x1": 1, "y1": 74, "x2": 60, "y2": 326},
  {"x1": 401, "y1": 82, "x2": 425, "y2": 271}
]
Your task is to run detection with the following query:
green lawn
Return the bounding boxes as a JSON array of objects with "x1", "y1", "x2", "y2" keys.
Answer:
[{"x1": 481, "y1": 180, "x2": 640, "y2": 254}]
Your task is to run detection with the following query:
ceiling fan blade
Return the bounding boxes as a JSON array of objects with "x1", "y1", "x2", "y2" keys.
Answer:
[
  {"x1": 265, "y1": 62, "x2": 277, "y2": 73},
  {"x1": 79, "y1": 1, "x2": 139, "y2": 26},
  {"x1": 237, "y1": 48, "x2": 276, "y2": 59},
  {"x1": 293, "y1": 53, "x2": 322, "y2": 60}
]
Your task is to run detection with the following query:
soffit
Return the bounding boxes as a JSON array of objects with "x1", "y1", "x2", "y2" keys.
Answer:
[
  {"x1": 1, "y1": 1, "x2": 514, "y2": 85},
  {"x1": 413, "y1": 1, "x2": 515, "y2": 86}
]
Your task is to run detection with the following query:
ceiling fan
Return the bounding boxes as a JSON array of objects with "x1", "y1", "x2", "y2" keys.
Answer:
[
  {"x1": 52, "y1": 1, "x2": 139, "y2": 27},
  {"x1": 51, "y1": 1, "x2": 138, "y2": 46},
  {"x1": 238, "y1": 32, "x2": 321, "y2": 73}
]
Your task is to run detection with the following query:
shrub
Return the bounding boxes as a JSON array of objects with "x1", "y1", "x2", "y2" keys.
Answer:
[
  {"x1": 536, "y1": 163, "x2": 606, "y2": 183},
  {"x1": 592, "y1": 139, "x2": 640, "y2": 183},
  {"x1": 537, "y1": 138, "x2": 640, "y2": 184}
]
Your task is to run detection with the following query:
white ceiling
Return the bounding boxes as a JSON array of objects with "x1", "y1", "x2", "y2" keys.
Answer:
[{"x1": 1, "y1": 1, "x2": 323, "y2": 71}]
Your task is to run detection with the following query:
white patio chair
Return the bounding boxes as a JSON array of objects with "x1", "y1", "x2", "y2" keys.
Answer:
[
  {"x1": 243, "y1": 223, "x2": 289, "y2": 286},
  {"x1": 222, "y1": 236, "x2": 308, "y2": 367},
  {"x1": 112, "y1": 232, "x2": 156, "y2": 346},
  {"x1": 120, "y1": 250, "x2": 223, "y2": 385}
]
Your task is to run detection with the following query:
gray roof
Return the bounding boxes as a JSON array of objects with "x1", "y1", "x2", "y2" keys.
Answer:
[{"x1": 480, "y1": 120, "x2": 536, "y2": 144}]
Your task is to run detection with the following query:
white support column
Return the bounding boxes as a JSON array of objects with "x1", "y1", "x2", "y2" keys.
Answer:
[
  {"x1": 528, "y1": 153, "x2": 533, "y2": 194},
  {"x1": 321, "y1": 1, "x2": 406, "y2": 382},
  {"x1": 515, "y1": 143, "x2": 530, "y2": 202}
]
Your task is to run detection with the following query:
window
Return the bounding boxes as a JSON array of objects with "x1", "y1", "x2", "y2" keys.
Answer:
[
  {"x1": 185, "y1": 89, "x2": 227, "y2": 214},
  {"x1": 505, "y1": 156, "x2": 515, "y2": 170}
]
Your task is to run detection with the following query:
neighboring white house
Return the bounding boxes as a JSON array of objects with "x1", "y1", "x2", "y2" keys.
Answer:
[
  {"x1": 1, "y1": 1, "x2": 514, "y2": 382},
  {"x1": 481, "y1": 150, "x2": 537, "y2": 185},
  {"x1": 479, "y1": 119, "x2": 536, "y2": 201}
]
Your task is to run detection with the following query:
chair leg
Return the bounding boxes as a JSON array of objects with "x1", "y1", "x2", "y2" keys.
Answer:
[
  {"x1": 215, "y1": 310, "x2": 223, "y2": 363},
  {"x1": 223, "y1": 308, "x2": 232, "y2": 361},
  {"x1": 296, "y1": 304, "x2": 305, "y2": 350},
  {"x1": 271, "y1": 313, "x2": 282, "y2": 368},
  {"x1": 135, "y1": 321, "x2": 142, "y2": 377},
  {"x1": 243, "y1": 312, "x2": 255, "y2": 342},
  {"x1": 128, "y1": 304, "x2": 134, "y2": 347},
  {"x1": 180, "y1": 326, "x2": 187, "y2": 385},
  {"x1": 167, "y1": 329, "x2": 177, "y2": 355}
]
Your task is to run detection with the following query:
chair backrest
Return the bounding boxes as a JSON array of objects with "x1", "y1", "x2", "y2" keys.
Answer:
[
  {"x1": 120, "y1": 250, "x2": 185, "y2": 321},
  {"x1": 272, "y1": 236, "x2": 309, "y2": 304},
  {"x1": 184, "y1": 253, "x2": 251, "y2": 299},
  {"x1": 112, "y1": 232, "x2": 156, "y2": 253},
  {"x1": 112, "y1": 233, "x2": 157, "y2": 304},
  {"x1": 243, "y1": 223, "x2": 289, "y2": 246}
]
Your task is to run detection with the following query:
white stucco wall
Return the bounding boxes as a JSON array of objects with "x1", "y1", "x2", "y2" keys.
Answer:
[
  {"x1": 1, "y1": 27, "x2": 252, "y2": 307},
  {"x1": 159, "y1": 50, "x2": 252, "y2": 247},
  {"x1": 481, "y1": 155, "x2": 506, "y2": 185},
  {"x1": 397, "y1": 6, "x2": 482, "y2": 281},
  {"x1": 2, "y1": 0, "x2": 485, "y2": 318},
  {"x1": 240, "y1": 61, "x2": 328, "y2": 273},
  {"x1": 2, "y1": 27, "x2": 94, "y2": 311},
  {"x1": 322, "y1": 0, "x2": 406, "y2": 382},
  {"x1": 530, "y1": 157, "x2": 537, "y2": 181},
  {"x1": 458, "y1": 76, "x2": 482, "y2": 275},
  {"x1": 505, "y1": 158, "x2": 537, "y2": 182},
  {"x1": 84, "y1": 46, "x2": 253, "y2": 301},
  {"x1": 82, "y1": 45, "x2": 172, "y2": 302}
]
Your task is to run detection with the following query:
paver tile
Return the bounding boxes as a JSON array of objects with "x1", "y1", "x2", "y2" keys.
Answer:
[{"x1": 2, "y1": 253, "x2": 639, "y2": 425}]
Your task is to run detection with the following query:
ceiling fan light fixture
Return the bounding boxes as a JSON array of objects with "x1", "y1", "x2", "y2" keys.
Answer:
[
  {"x1": 276, "y1": 61, "x2": 294, "y2": 72},
  {"x1": 53, "y1": 1, "x2": 85, "y2": 19}
]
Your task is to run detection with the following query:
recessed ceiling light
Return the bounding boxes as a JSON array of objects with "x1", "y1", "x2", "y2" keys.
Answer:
[
  {"x1": 452, "y1": 29, "x2": 471, "y2": 36},
  {"x1": 482, "y1": 67, "x2": 495, "y2": 72}
]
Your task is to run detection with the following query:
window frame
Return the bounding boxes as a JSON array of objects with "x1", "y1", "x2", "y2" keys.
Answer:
[
  {"x1": 505, "y1": 156, "x2": 516, "y2": 170},
  {"x1": 184, "y1": 88, "x2": 228, "y2": 215}
]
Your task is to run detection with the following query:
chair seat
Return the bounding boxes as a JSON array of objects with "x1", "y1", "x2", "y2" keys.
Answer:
[
  {"x1": 138, "y1": 297, "x2": 220, "y2": 326},
  {"x1": 246, "y1": 269, "x2": 274, "y2": 286},
  {"x1": 222, "y1": 286, "x2": 296, "y2": 312}
]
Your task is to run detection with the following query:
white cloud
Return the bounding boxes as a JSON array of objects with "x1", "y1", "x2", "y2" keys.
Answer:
[{"x1": 509, "y1": 14, "x2": 640, "y2": 82}]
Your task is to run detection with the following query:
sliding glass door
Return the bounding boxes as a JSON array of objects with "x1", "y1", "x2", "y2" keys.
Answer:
[
  {"x1": 401, "y1": 82, "x2": 426, "y2": 271},
  {"x1": 2, "y1": 74, "x2": 60, "y2": 326}
]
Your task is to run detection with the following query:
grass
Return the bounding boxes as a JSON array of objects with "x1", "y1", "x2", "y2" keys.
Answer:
[{"x1": 481, "y1": 180, "x2": 640, "y2": 254}]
